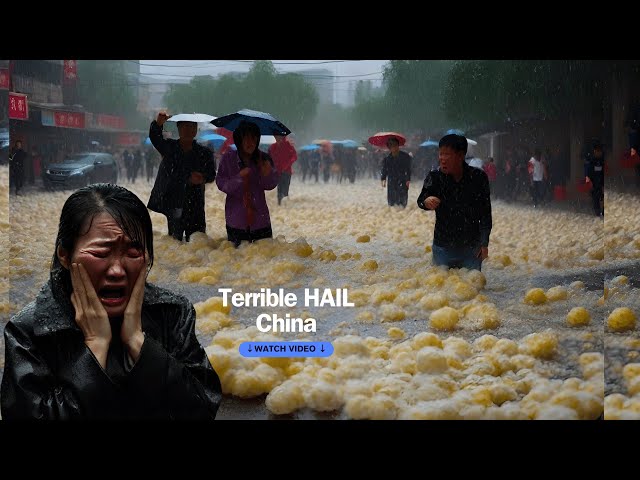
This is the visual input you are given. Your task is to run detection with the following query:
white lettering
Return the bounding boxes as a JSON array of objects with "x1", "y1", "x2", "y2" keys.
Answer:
[
  {"x1": 218, "y1": 288, "x2": 232, "y2": 306},
  {"x1": 255, "y1": 313, "x2": 317, "y2": 332}
]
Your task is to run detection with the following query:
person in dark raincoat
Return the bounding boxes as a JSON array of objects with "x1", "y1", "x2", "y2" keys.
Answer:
[
  {"x1": 417, "y1": 134, "x2": 492, "y2": 272},
  {"x1": 584, "y1": 140, "x2": 605, "y2": 217},
  {"x1": 381, "y1": 137, "x2": 412, "y2": 207},
  {"x1": 9, "y1": 140, "x2": 26, "y2": 195},
  {"x1": 0, "y1": 183, "x2": 222, "y2": 420},
  {"x1": 147, "y1": 112, "x2": 216, "y2": 242},
  {"x1": 216, "y1": 121, "x2": 279, "y2": 247}
]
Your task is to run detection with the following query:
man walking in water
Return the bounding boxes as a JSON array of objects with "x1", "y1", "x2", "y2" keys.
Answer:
[{"x1": 417, "y1": 134, "x2": 492, "y2": 271}]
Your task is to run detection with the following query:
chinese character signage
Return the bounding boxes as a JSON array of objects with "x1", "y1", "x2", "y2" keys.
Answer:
[
  {"x1": 97, "y1": 114, "x2": 126, "y2": 130},
  {"x1": 116, "y1": 133, "x2": 141, "y2": 146},
  {"x1": 0, "y1": 68, "x2": 9, "y2": 90},
  {"x1": 54, "y1": 111, "x2": 85, "y2": 129},
  {"x1": 9, "y1": 92, "x2": 28, "y2": 120},
  {"x1": 64, "y1": 60, "x2": 77, "y2": 82}
]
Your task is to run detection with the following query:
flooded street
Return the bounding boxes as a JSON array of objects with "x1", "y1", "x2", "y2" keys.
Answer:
[{"x1": 3, "y1": 165, "x2": 629, "y2": 419}]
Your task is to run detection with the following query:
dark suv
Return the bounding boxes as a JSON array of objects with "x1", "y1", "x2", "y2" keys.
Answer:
[{"x1": 43, "y1": 152, "x2": 118, "y2": 189}]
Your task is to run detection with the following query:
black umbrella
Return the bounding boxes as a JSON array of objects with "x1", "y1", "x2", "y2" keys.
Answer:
[{"x1": 211, "y1": 109, "x2": 291, "y2": 136}]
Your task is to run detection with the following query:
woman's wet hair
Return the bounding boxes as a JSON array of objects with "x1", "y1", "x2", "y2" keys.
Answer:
[
  {"x1": 233, "y1": 120, "x2": 262, "y2": 163},
  {"x1": 50, "y1": 183, "x2": 154, "y2": 303},
  {"x1": 439, "y1": 134, "x2": 468, "y2": 155}
]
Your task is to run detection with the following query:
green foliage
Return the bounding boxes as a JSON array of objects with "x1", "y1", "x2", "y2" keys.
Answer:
[
  {"x1": 77, "y1": 61, "x2": 138, "y2": 118},
  {"x1": 442, "y1": 60, "x2": 640, "y2": 128},
  {"x1": 164, "y1": 61, "x2": 319, "y2": 134},
  {"x1": 352, "y1": 60, "x2": 454, "y2": 133}
]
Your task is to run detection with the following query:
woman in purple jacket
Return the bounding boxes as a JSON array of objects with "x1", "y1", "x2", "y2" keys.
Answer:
[{"x1": 216, "y1": 121, "x2": 279, "y2": 247}]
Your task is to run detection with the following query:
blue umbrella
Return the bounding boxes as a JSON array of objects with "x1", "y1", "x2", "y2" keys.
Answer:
[
  {"x1": 446, "y1": 128, "x2": 465, "y2": 136},
  {"x1": 211, "y1": 109, "x2": 291, "y2": 136},
  {"x1": 420, "y1": 140, "x2": 439, "y2": 147},
  {"x1": 331, "y1": 139, "x2": 361, "y2": 148},
  {"x1": 197, "y1": 133, "x2": 227, "y2": 148},
  {"x1": 300, "y1": 144, "x2": 320, "y2": 151}
]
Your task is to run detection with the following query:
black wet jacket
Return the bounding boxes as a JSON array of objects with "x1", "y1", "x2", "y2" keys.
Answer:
[
  {"x1": 417, "y1": 162, "x2": 492, "y2": 248},
  {"x1": 583, "y1": 152, "x2": 605, "y2": 188},
  {"x1": 381, "y1": 151, "x2": 412, "y2": 184},
  {"x1": 147, "y1": 121, "x2": 216, "y2": 226},
  {"x1": 1, "y1": 281, "x2": 222, "y2": 420}
]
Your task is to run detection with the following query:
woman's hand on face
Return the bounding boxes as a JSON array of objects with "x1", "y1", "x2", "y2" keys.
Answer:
[
  {"x1": 121, "y1": 255, "x2": 147, "y2": 362},
  {"x1": 259, "y1": 159, "x2": 272, "y2": 176},
  {"x1": 70, "y1": 263, "x2": 112, "y2": 368}
]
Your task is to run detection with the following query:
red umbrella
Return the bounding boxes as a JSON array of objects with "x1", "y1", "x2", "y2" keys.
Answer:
[{"x1": 368, "y1": 132, "x2": 406, "y2": 148}]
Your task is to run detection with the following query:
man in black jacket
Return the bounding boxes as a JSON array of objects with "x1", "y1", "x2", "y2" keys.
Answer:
[
  {"x1": 584, "y1": 140, "x2": 605, "y2": 217},
  {"x1": 417, "y1": 134, "x2": 492, "y2": 271},
  {"x1": 9, "y1": 140, "x2": 26, "y2": 195},
  {"x1": 381, "y1": 137, "x2": 412, "y2": 207},
  {"x1": 147, "y1": 112, "x2": 216, "y2": 242}
]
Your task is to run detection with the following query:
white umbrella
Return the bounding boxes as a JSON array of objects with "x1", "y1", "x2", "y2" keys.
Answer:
[
  {"x1": 167, "y1": 113, "x2": 216, "y2": 123},
  {"x1": 467, "y1": 138, "x2": 478, "y2": 146},
  {"x1": 259, "y1": 135, "x2": 276, "y2": 145}
]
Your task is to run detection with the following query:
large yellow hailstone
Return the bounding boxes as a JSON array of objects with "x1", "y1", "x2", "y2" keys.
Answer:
[
  {"x1": 429, "y1": 306, "x2": 460, "y2": 331},
  {"x1": 293, "y1": 240, "x2": 313, "y2": 257},
  {"x1": 623, "y1": 364, "x2": 640, "y2": 382},
  {"x1": 419, "y1": 292, "x2": 449, "y2": 310},
  {"x1": 546, "y1": 286, "x2": 568, "y2": 302},
  {"x1": 493, "y1": 254, "x2": 512, "y2": 267},
  {"x1": 415, "y1": 347, "x2": 449, "y2": 374},
  {"x1": 462, "y1": 269, "x2": 487, "y2": 290},
  {"x1": 362, "y1": 259, "x2": 378, "y2": 271},
  {"x1": 524, "y1": 288, "x2": 548, "y2": 305},
  {"x1": 474, "y1": 334, "x2": 499, "y2": 351},
  {"x1": 318, "y1": 249, "x2": 337, "y2": 261},
  {"x1": 266, "y1": 382, "x2": 306, "y2": 415},
  {"x1": 195, "y1": 296, "x2": 232, "y2": 315},
  {"x1": 566, "y1": 307, "x2": 591, "y2": 326},
  {"x1": 423, "y1": 271, "x2": 447, "y2": 288},
  {"x1": 387, "y1": 327, "x2": 406, "y2": 339},
  {"x1": 381, "y1": 304, "x2": 406, "y2": 322},
  {"x1": 452, "y1": 281, "x2": 478, "y2": 301},
  {"x1": 520, "y1": 331, "x2": 558, "y2": 359},
  {"x1": 611, "y1": 275, "x2": 629, "y2": 286},
  {"x1": 344, "y1": 394, "x2": 398, "y2": 420},
  {"x1": 464, "y1": 303, "x2": 500, "y2": 330},
  {"x1": 356, "y1": 311, "x2": 374, "y2": 322},
  {"x1": 411, "y1": 332, "x2": 443, "y2": 350},
  {"x1": 607, "y1": 307, "x2": 637, "y2": 331}
]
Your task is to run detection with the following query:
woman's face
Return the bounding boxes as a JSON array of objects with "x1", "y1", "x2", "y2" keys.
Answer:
[
  {"x1": 241, "y1": 133, "x2": 259, "y2": 155},
  {"x1": 61, "y1": 212, "x2": 146, "y2": 318}
]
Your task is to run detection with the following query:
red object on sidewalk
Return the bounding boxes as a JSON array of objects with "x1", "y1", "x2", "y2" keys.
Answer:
[
  {"x1": 576, "y1": 180, "x2": 592, "y2": 193},
  {"x1": 553, "y1": 185, "x2": 567, "y2": 201}
]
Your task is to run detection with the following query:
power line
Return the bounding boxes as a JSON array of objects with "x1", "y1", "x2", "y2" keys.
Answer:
[{"x1": 133, "y1": 60, "x2": 364, "y2": 67}]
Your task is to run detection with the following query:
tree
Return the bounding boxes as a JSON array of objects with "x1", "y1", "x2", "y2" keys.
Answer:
[
  {"x1": 164, "y1": 61, "x2": 319, "y2": 135},
  {"x1": 351, "y1": 60, "x2": 454, "y2": 134},
  {"x1": 77, "y1": 61, "x2": 142, "y2": 124},
  {"x1": 442, "y1": 60, "x2": 639, "y2": 129}
]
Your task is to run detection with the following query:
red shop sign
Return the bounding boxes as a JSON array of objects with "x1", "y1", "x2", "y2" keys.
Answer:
[
  {"x1": 0, "y1": 68, "x2": 9, "y2": 90},
  {"x1": 54, "y1": 111, "x2": 85, "y2": 129},
  {"x1": 64, "y1": 60, "x2": 77, "y2": 82},
  {"x1": 9, "y1": 92, "x2": 28, "y2": 120}
]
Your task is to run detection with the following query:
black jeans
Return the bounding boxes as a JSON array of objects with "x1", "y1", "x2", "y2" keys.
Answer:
[
  {"x1": 226, "y1": 225, "x2": 273, "y2": 248},
  {"x1": 277, "y1": 172, "x2": 292, "y2": 205},
  {"x1": 167, "y1": 209, "x2": 204, "y2": 242}
]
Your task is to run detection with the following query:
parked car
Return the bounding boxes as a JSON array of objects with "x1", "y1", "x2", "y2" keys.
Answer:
[
  {"x1": 43, "y1": 152, "x2": 118, "y2": 189},
  {"x1": 0, "y1": 128, "x2": 9, "y2": 165}
]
